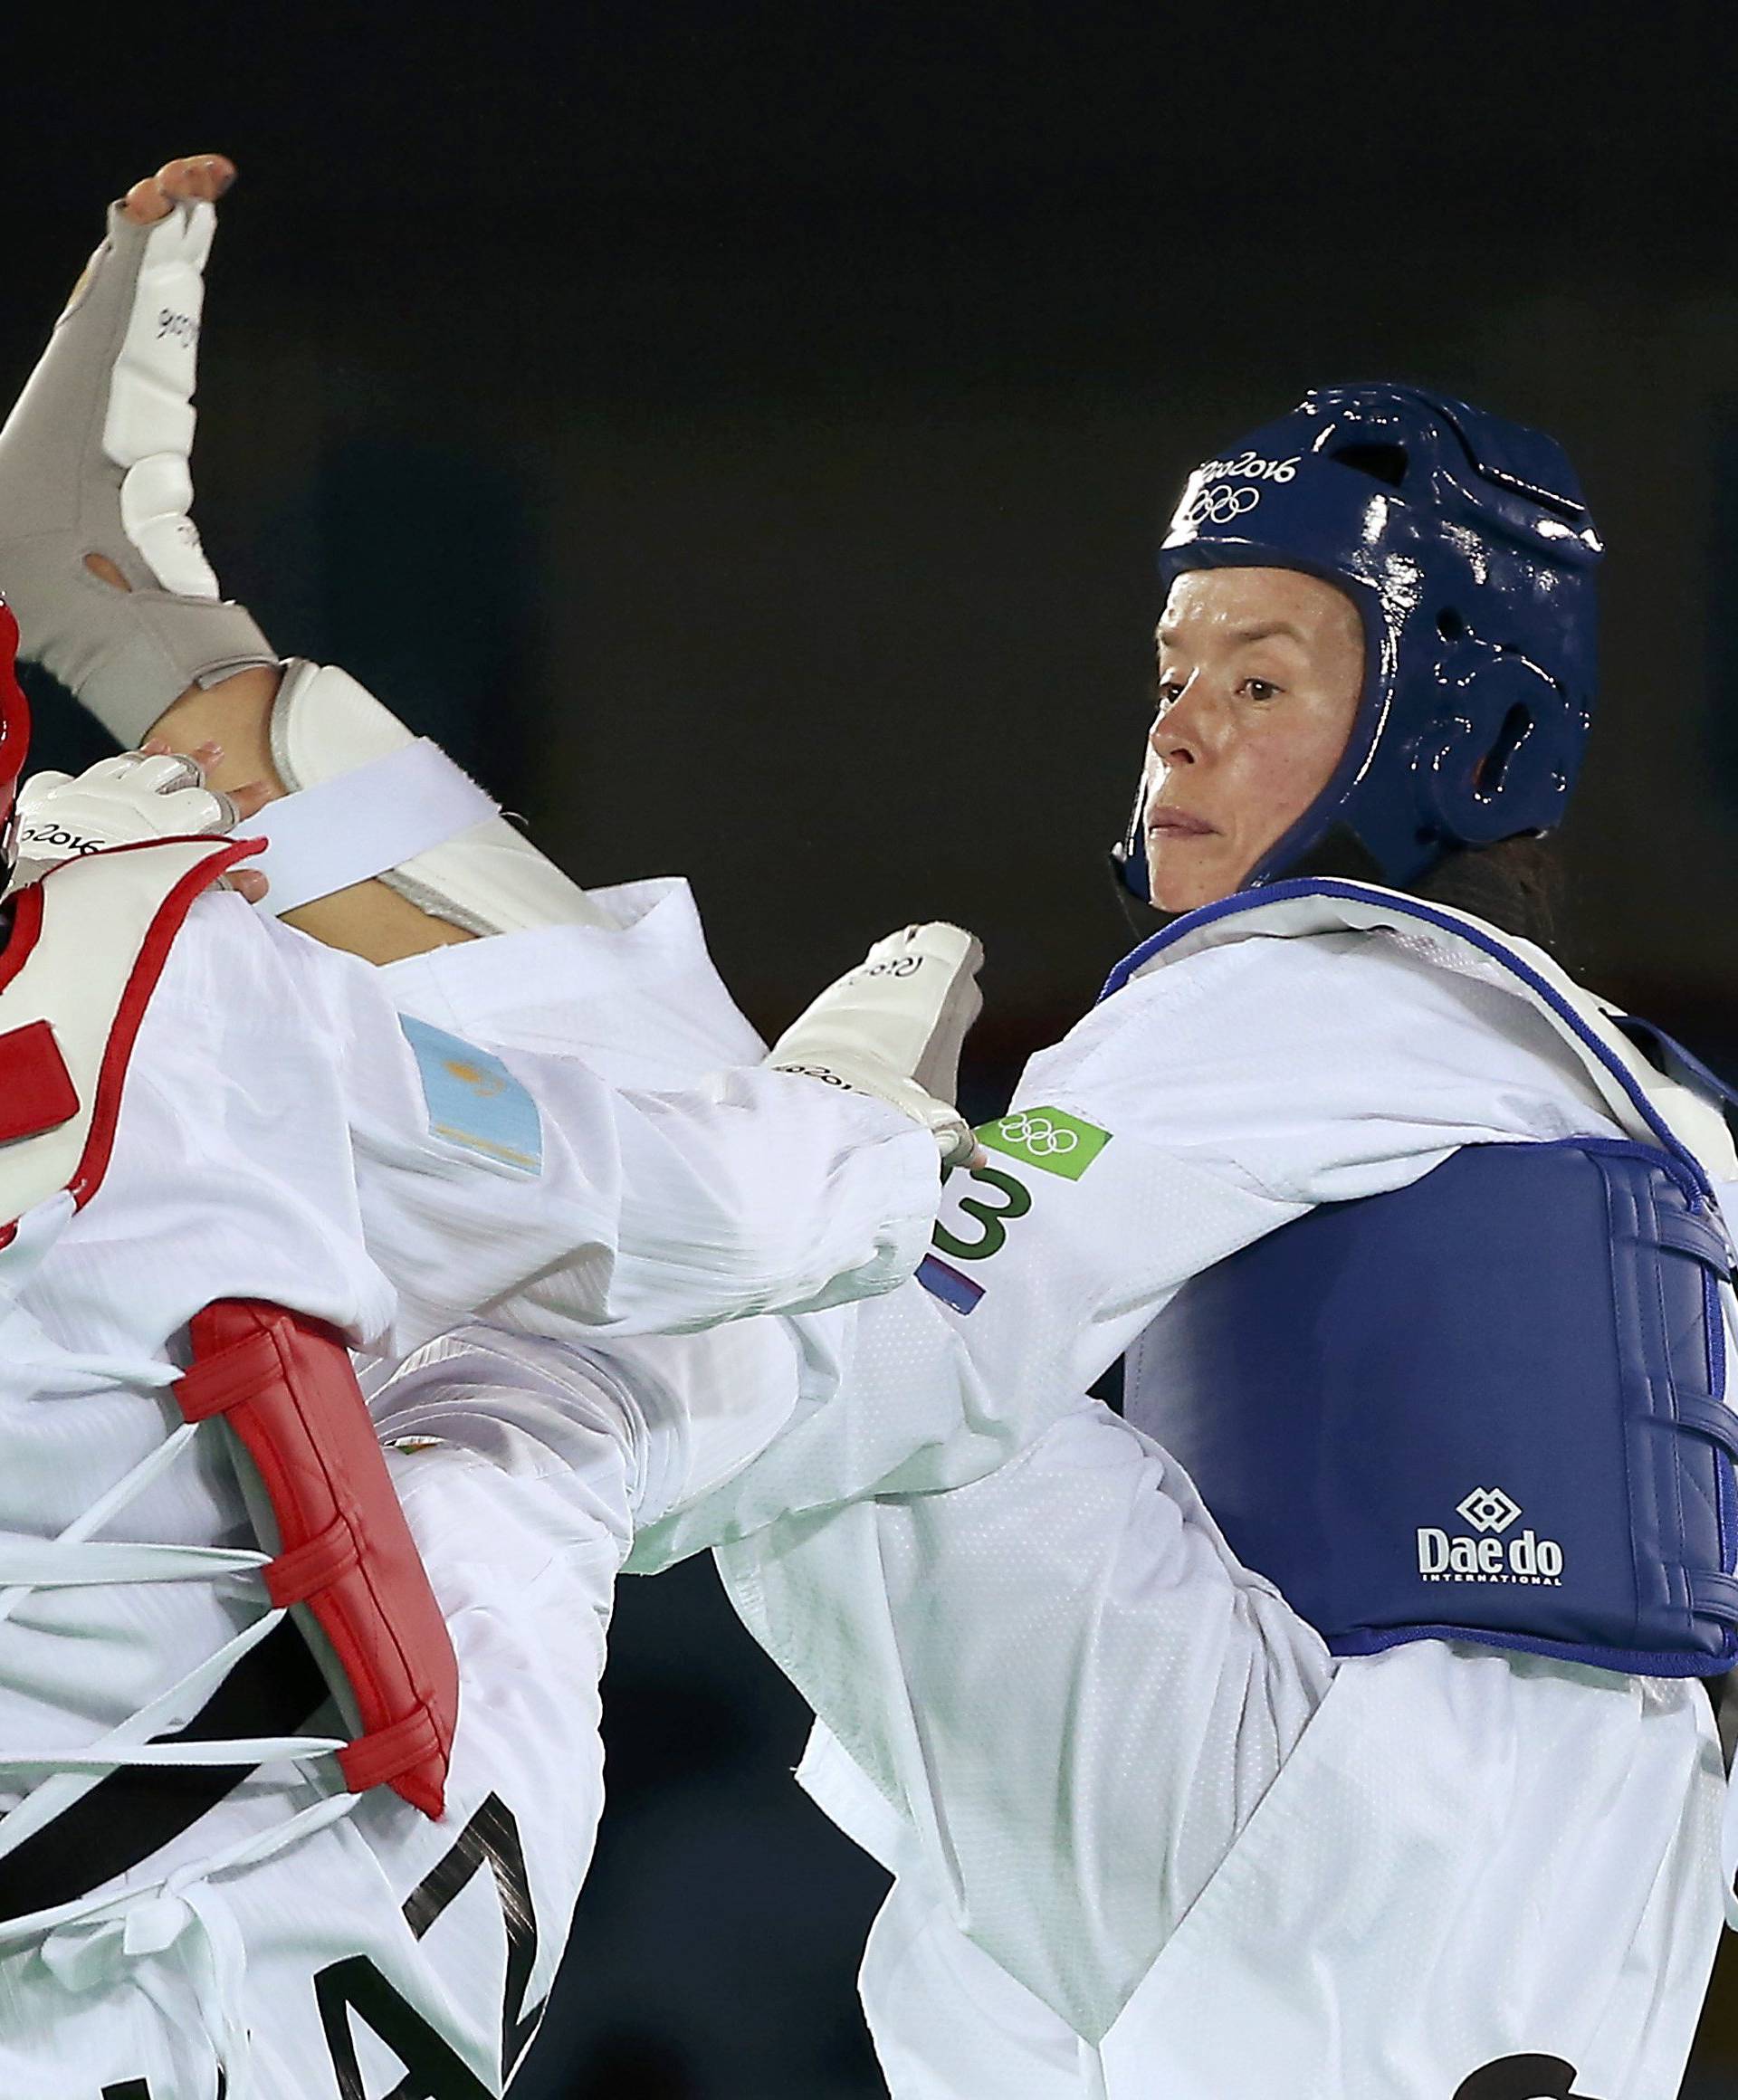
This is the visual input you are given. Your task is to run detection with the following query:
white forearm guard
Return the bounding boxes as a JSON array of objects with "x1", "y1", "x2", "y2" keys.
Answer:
[
  {"x1": 769, "y1": 922, "x2": 985, "y2": 1166},
  {"x1": 251, "y1": 661, "x2": 614, "y2": 932}
]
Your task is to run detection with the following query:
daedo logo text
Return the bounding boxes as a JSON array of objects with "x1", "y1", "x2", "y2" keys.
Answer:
[{"x1": 1417, "y1": 1487, "x2": 1564, "y2": 1587}]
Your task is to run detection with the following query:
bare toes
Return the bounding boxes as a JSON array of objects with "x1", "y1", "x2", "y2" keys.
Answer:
[
  {"x1": 120, "y1": 155, "x2": 235, "y2": 224},
  {"x1": 157, "y1": 155, "x2": 235, "y2": 204},
  {"x1": 120, "y1": 177, "x2": 173, "y2": 225}
]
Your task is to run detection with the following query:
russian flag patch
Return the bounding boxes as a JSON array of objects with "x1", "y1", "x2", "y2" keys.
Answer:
[{"x1": 917, "y1": 1253, "x2": 984, "y2": 1314}]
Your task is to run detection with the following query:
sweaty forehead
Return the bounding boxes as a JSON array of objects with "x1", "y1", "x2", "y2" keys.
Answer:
[{"x1": 1156, "y1": 567, "x2": 1361, "y2": 647}]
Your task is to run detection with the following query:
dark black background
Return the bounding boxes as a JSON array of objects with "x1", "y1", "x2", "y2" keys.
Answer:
[{"x1": 9, "y1": 4, "x2": 1738, "y2": 2091}]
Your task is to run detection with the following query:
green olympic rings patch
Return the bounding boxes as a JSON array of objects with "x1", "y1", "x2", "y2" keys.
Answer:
[{"x1": 977, "y1": 1104, "x2": 1111, "y2": 1180}]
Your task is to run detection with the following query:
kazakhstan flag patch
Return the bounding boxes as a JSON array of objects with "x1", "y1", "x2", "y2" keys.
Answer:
[{"x1": 400, "y1": 1016, "x2": 543, "y2": 1176}]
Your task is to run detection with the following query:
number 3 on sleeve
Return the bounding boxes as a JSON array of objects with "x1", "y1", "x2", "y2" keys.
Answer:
[{"x1": 932, "y1": 1163, "x2": 1032, "y2": 1264}]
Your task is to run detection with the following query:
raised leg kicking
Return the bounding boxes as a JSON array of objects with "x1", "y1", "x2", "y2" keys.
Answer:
[{"x1": 0, "y1": 156, "x2": 987, "y2": 2100}]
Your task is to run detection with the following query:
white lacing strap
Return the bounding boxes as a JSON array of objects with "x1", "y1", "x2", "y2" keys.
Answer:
[
  {"x1": 0, "y1": 1389, "x2": 263, "y2": 1599},
  {"x1": 0, "y1": 1537, "x2": 265, "y2": 1586},
  {"x1": 11, "y1": 1785, "x2": 362, "y2": 2100},
  {"x1": 0, "y1": 1546, "x2": 358, "y2": 2100},
  {"x1": 246, "y1": 739, "x2": 499, "y2": 915},
  {"x1": 0, "y1": 1407, "x2": 358, "y2": 2100},
  {"x1": 0, "y1": 1608, "x2": 342, "y2": 1858},
  {"x1": 0, "y1": 1232, "x2": 362, "y2": 2095},
  {"x1": 0, "y1": 1601, "x2": 344, "y2": 1850},
  {"x1": 0, "y1": 1403, "x2": 178, "y2": 1592},
  {"x1": 0, "y1": 1409, "x2": 346, "y2": 1870},
  {"x1": 7, "y1": 1351, "x2": 180, "y2": 1392}
]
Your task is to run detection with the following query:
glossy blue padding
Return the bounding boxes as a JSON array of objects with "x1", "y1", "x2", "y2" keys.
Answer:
[
  {"x1": 1119, "y1": 384, "x2": 1605, "y2": 897},
  {"x1": 1123, "y1": 1141, "x2": 1738, "y2": 1675}
]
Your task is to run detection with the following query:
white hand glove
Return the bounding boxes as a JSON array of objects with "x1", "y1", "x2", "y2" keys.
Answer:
[
  {"x1": 768, "y1": 922, "x2": 985, "y2": 1167},
  {"x1": 8, "y1": 749, "x2": 241, "y2": 889}
]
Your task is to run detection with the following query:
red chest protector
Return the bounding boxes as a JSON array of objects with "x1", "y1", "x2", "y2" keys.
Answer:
[{"x1": 0, "y1": 838, "x2": 458, "y2": 1818}]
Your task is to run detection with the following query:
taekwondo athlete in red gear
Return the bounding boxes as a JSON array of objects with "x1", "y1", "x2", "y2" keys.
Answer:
[
  {"x1": 0, "y1": 153, "x2": 991, "y2": 2099},
  {"x1": 0, "y1": 619, "x2": 988, "y2": 2097}
]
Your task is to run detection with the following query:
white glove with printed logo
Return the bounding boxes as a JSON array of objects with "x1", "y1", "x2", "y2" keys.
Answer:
[
  {"x1": 7, "y1": 750, "x2": 242, "y2": 891},
  {"x1": 768, "y1": 922, "x2": 985, "y2": 1168}
]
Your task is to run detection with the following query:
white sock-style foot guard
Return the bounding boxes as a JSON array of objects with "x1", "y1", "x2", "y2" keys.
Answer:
[
  {"x1": 0, "y1": 199, "x2": 275, "y2": 741},
  {"x1": 0, "y1": 193, "x2": 611, "y2": 933}
]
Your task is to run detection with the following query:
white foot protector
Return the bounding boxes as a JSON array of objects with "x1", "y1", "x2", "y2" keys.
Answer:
[
  {"x1": 0, "y1": 193, "x2": 612, "y2": 933},
  {"x1": 0, "y1": 199, "x2": 276, "y2": 741}
]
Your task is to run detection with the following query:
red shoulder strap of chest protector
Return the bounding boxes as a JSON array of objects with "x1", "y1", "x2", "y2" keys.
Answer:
[{"x1": 175, "y1": 1300, "x2": 460, "y2": 1819}]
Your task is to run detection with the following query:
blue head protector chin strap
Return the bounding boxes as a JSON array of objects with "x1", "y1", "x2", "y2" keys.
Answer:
[{"x1": 1113, "y1": 384, "x2": 1604, "y2": 902}]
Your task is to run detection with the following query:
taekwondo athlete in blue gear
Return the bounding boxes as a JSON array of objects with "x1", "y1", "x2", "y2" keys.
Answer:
[
  {"x1": 666, "y1": 381, "x2": 1738, "y2": 2097},
  {"x1": 1104, "y1": 387, "x2": 1738, "y2": 1680}
]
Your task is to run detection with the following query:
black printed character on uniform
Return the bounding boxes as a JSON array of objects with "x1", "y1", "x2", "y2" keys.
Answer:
[{"x1": 1454, "y1": 2057, "x2": 1601, "y2": 2100}]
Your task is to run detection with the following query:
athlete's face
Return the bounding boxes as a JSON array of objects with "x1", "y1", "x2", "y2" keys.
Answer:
[{"x1": 1142, "y1": 568, "x2": 1364, "y2": 912}]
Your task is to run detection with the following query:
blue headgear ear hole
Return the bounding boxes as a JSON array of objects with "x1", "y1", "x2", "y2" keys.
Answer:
[
  {"x1": 1418, "y1": 654, "x2": 1567, "y2": 846},
  {"x1": 1475, "y1": 702, "x2": 1536, "y2": 797}
]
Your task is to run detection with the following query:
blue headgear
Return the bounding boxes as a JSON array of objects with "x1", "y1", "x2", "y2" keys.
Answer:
[{"x1": 1115, "y1": 384, "x2": 1604, "y2": 899}]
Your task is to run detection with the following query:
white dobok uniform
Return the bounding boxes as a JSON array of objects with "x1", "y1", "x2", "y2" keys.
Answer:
[
  {"x1": 617, "y1": 891, "x2": 1735, "y2": 2100},
  {"x1": 0, "y1": 856, "x2": 938, "y2": 2100},
  {"x1": 246, "y1": 877, "x2": 1735, "y2": 2099}
]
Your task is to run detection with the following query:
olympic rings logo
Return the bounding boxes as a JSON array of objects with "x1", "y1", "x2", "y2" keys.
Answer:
[
  {"x1": 996, "y1": 1112, "x2": 1080, "y2": 1157},
  {"x1": 1184, "y1": 482, "x2": 1261, "y2": 528}
]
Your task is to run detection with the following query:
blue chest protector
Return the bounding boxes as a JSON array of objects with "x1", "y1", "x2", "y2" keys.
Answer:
[{"x1": 1107, "y1": 884, "x2": 1738, "y2": 1677}]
